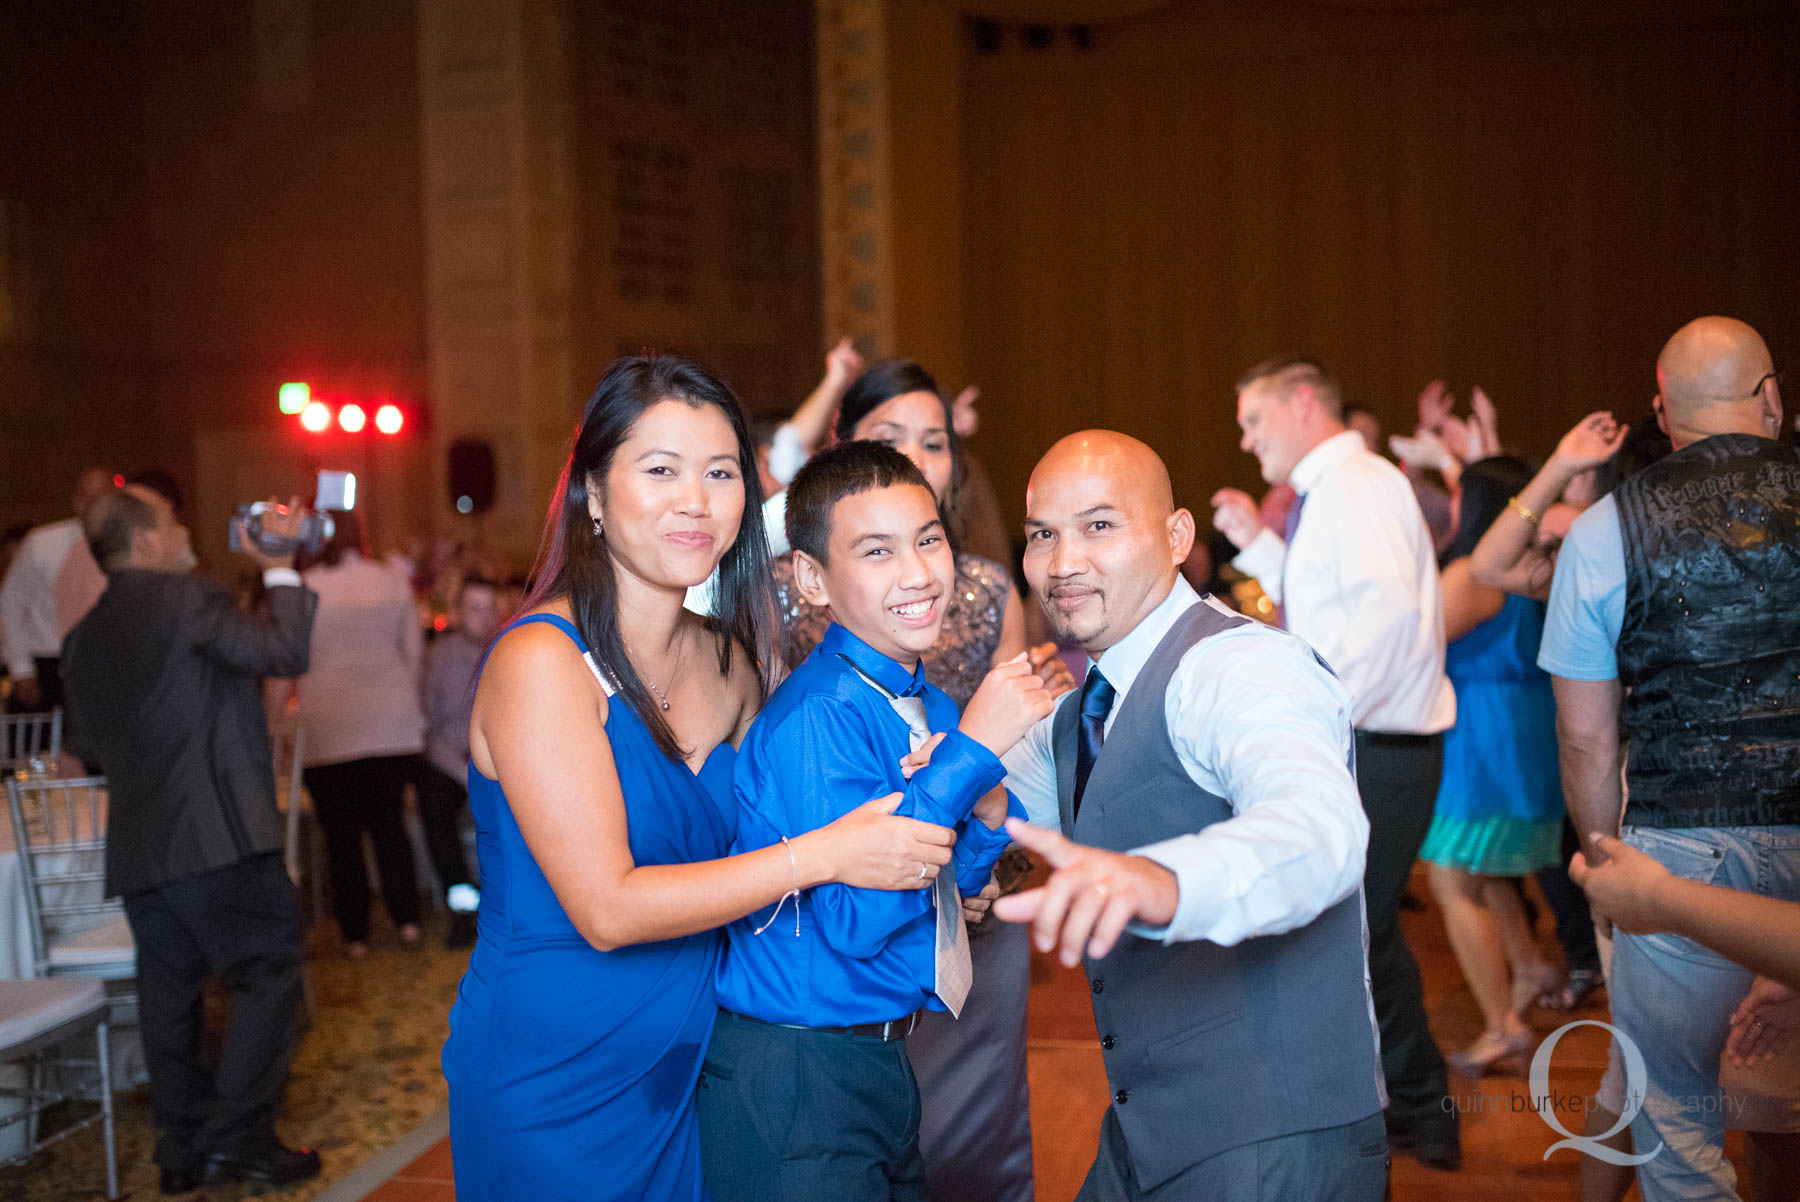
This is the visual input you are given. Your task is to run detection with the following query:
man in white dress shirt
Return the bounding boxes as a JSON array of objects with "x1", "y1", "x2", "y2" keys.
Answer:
[
  {"x1": 1211, "y1": 356, "x2": 1460, "y2": 1170},
  {"x1": 994, "y1": 431, "x2": 1387, "y2": 1201},
  {"x1": 1, "y1": 466, "x2": 113, "y2": 710}
]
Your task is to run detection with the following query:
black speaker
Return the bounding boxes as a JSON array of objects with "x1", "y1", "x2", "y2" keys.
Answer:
[{"x1": 448, "y1": 439, "x2": 496, "y2": 515}]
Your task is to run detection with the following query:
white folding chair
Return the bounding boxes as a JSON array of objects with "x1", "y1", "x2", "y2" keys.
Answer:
[
  {"x1": 0, "y1": 977, "x2": 117, "y2": 1198},
  {"x1": 0, "y1": 708, "x2": 61, "y2": 775},
  {"x1": 4, "y1": 777, "x2": 136, "y2": 1008}
]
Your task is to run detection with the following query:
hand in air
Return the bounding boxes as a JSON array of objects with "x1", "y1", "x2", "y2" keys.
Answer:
[
  {"x1": 1469, "y1": 386, "x2": 1502, "y2": 458},
  {"x1": 952, "y1": 385, "x2": 980, "y2": 440},
  {"x1": 1552, "y1": 411, "x2": 1629, "y2": 472},
  {"x1": 824, "y1": 337, "x2": 865, "y2": 388},
  {"x1": 1416, "y1": 379, "x2": 1455, "y2": 433},
  {"x1": 1209, "y1": 488, "x2": 1264, "y2": 549}
]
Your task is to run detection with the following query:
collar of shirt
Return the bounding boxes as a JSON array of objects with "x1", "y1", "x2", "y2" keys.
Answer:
[
  {"x1": 1288, "y1": 430, "x2": 1368, "y2": 497},
  {"x1": 1088, "y1": 575, "x2": 1203, "y2": 718},
  {"x1": 817, "y1": 621, "x2": 927, "y2": 698}
]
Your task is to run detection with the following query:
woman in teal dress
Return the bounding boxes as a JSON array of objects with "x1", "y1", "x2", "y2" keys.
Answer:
[
  {"x1": 442, "y1": 355, "x2": 957, "y2": 1201},
  {"x1": 1422, "y1": 456, "x2": 1567, "y2": 1077}
]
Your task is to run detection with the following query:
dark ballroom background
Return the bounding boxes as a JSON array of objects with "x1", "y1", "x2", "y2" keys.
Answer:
[{"x1": 3, "y1": 0, "x2": 1795, "y2": 559}]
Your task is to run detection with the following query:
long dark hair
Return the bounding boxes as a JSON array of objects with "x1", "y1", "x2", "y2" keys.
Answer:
[
  {"x1": 516, "y1": 354, "x2": 778, "y2": 759},
  {"x1": 1447, "y1": 455, "x2": 1535, "y2": 563},
  {"x1": 833, "y1": 358, "x2": 964, "y2": 525}
]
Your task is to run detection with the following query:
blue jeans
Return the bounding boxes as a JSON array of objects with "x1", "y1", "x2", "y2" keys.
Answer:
[{"x1": 1611, "y1": 825, "x2": 1800, "y2": 1201}]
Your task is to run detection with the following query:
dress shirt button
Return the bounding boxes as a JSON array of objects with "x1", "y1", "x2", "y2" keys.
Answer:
[
  {"x1": 1115, "y1": 1089, "x2": 1130, "y2": 1105},
  {"x1": 1091, "y1": 978, "x2": 1105, "y2": 995},
  {"x1": 1102, "y1": 1035, "x2": 1116, "y2": 1050}
]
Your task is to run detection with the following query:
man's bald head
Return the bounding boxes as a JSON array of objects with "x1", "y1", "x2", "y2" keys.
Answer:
[
  {"x1": 1655, "y1": 316, "x2": 1782, "y2": 447},
  {"x1": 1023, "y1": 431, "x2": 1194, "y2": 654},
  {"x1": 86, "y1": 484, "x2": 194, "y2": 574},
  {"x1": 1028, "y1": 430, "x2": 1176, "y2": 518}
]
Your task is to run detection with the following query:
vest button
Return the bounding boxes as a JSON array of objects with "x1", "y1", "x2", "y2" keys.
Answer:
[
  {"x1": 1115, "y1": 1089, "x2": 1130, "y2": 1104},
  {"x1": 1091, "y1": 978, "x2": 1105, "y2": 994},
  {"x1": 1102, "y1": 1035, "x2": 1116, "y2": 1050}
]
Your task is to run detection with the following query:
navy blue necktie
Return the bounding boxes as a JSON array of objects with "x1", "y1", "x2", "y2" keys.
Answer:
[
  {"x1": 1073, "y1": 666, "x2": 1117, "y2": 820},
  {"x1": 1278, "y1": 490, "x2": 1308, "y2": 629},
  {"x1": 1283, "y1": 489, "x2": 1308, "y2": 545}
]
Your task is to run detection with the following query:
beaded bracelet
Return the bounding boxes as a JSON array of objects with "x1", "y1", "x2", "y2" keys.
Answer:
[{"x1": 752, "y1": 835, "x2": 802, "y2": 937}]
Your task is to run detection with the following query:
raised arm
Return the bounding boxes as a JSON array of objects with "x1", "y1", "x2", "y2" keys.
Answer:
[
  {"x1": 473, "y1": 625, "x2": 954, "y2": 953},
  {"x1": 1469, "y1": 411, "x2": 1626, "y2": 598},
  {"x1": 786, "y1": 338, "x2": 864, "y2": 457},
  {"x1": 1439, "y1": 557, "x2": 1506, "y2": 643}
]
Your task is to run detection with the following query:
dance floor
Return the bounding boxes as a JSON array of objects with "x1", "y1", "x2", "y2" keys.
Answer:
[
  {"x1": 21, "y1": 863, "x2": 1762, "y2": 1200},
  {"x1": 357, "y1": 864, "x2": 1688, "y2": 1202}
]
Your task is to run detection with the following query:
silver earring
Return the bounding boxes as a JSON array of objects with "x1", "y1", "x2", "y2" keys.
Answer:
[{"x1": 592, "y1": 516, "x2": 604, "y2": 536}]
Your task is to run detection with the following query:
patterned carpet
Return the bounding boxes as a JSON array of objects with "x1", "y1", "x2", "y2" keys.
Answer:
[{"x1": 4, "y1": 917, "x2": 469, "y2": 1202}]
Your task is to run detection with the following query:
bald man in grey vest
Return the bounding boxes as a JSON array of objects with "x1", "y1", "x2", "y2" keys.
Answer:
[{"x1": 994, "y1": 431, "x2": 1387, "y2": 1201}]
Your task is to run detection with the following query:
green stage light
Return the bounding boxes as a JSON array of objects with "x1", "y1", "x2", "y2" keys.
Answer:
[{"x1": 279, "y1": 382, "x2": 311, "y2": 415}]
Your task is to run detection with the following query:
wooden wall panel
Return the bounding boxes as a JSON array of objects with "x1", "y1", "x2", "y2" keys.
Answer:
[{"x1": 943, "y1": 0, "x2": 1800, "y2": 528}]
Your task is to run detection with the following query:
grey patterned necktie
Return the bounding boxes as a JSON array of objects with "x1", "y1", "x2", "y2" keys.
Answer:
[{"x1": 858, "y1": 675, "x2": 973, "y2": 1018}]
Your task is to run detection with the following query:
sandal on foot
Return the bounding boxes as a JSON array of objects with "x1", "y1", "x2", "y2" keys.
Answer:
[{"x1": 1538, "y1": 966, "x2": 1604, "y2": 1012}]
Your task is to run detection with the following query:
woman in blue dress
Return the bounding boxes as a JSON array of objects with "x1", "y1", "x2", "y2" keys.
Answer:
[
  {"x1": 1421, "y1": 456, "x2": 1567, "y2": 1077},
  {"x1": 442, "y1": 355, "x2": 958, "y2": 1201}
]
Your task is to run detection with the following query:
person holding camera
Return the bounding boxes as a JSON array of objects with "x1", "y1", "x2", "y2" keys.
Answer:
[{"x1": 60, "y1": 485, "x2": 322, "y2": 1192}]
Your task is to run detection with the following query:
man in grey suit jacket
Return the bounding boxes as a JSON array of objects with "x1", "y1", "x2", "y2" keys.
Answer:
[
  {"x1": 61, "y1": 485, "x2": 322, "y2": 1193},
  {"x1": 995, "y1": 432, "x2": 1387, "y2": 1201}
]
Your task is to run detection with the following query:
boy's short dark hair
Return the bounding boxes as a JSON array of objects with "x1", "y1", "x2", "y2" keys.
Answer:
[{"x1": 785, "y1": 441, "x2": 933, "y2": 564}]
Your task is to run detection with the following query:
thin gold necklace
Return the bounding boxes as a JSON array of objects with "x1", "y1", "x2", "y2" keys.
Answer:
[{"x1": 638, "y1": 636, "x2": 685, "y2": 712}]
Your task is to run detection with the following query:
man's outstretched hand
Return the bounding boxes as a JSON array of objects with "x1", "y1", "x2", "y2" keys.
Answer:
[{"x1": 992, "y1": 818, "x2": 1178, "y2": 966}]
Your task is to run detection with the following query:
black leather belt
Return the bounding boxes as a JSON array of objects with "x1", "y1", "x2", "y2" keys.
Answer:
[
  {"x1": 1355, "y1": 730, "x2": 1440, "y2": 747},
  {"x1": 725, "y1": 1008, "x2": 924, "y2": 1042}
]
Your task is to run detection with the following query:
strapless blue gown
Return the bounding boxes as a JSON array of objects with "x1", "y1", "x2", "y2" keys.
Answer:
[{"x1": 443, "y1": 614, "x2": 735, "y2": 1201}]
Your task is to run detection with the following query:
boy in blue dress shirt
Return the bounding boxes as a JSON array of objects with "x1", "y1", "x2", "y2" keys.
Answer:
[{"x1": 699, "y1": 441, "x2": 1052, "y2": 1202}]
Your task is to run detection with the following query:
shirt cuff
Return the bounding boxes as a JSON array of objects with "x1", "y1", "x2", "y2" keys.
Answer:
[
  {"x1": 1122, "y1": 834, "x2": 1230, "y2": 945},
  {"x1": 262, "y1": 568, "x2": 302, "y2": 589},
  {"x1": 1232, "y1": 527, "x2": 1286, "y2": 594},
  {"x1": 912, "y1": 730, "x2": 1008, "y2": 819},
  {"x1": 766, "y1": 423, "x2": 810, "y2": 486}
]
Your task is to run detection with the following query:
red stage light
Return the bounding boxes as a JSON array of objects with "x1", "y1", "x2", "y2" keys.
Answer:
[
  {"x1": 375, "y1": 404, "x2": 404, "y2": 435},
  {"x1": 300, "y1": 401, "x2": 332, "y2": 432},
  {"x1": 112, "y1": 474, "x2": 125, "y2": 487},
  {"x1": 339, "y1": 403, "x2": 367, "y2": 433}
]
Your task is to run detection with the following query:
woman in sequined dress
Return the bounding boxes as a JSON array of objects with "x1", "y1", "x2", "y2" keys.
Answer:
[{"x1": 771, "y1": 357, "x2": 1073, "y2": 1202}]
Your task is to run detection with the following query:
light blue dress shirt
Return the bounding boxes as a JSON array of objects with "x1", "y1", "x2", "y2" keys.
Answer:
[{"x1": 1537, "y1": 494, "x2": 1627, "y2": 681}]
